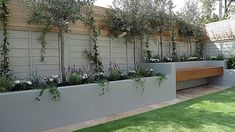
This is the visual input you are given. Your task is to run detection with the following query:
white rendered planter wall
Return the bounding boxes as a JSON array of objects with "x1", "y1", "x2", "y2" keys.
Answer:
[
  {"x1": 0, "y1": 76, "x2": 175, "y2": 132},
  {"x1": 145, "y1": 61, "x2": 227, "y2": 90},
  {"x1": 208, "y1": 69, "x2": 235, "y2": 87}
]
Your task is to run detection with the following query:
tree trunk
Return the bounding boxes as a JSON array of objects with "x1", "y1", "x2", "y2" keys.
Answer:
[
  {"x1": 133, "y1": 38, "x2": 136, "y2": 70},
  {"x1": 59, "y1": 30, "x2": 66, "y2": 82},
  {"x1": 160, "y1": 32, "x2": 163, "y2": 61},
  {"x1": 225, "y1": 0, "x2": 228, "y2": 18},
  {"x1": 189, "y1": 37, "x2": 192, "y2": 56}
]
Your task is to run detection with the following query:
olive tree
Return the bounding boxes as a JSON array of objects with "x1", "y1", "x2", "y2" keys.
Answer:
[
  {"x1": 178, "y1": 0, "x2": 204, "y2": 56},
  {"x1": 148, "y1": 0, "x2": 174, "y2": 60},
  {"x1": 105, "y1": 0, "x2": 151, "y2": 69},
  {"x1": 25, "y1": 0, "x2": 94, "y2": 82}
]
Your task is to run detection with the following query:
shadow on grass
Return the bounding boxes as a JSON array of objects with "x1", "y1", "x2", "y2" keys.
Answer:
[{"x1": 77, "y1": 87, "x2": 235, "y2": 132}]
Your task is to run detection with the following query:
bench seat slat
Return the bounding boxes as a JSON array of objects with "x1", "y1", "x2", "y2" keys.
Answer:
[{"x1": 176, "y1": 67, "x2": 224, "y2": 82}]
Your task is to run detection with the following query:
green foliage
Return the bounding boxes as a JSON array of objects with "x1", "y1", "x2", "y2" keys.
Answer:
[
  {"x1": 227, "y1": 55, "x2": 235, "y2": 69},
  {"x1": 25, "y1": 0, "x2": 94, "y2": 82},
  {"x1": 93, "y1": 73, "x2": 109, "y2": 96},
  {"x1": 97, "y1": 78, "x2": 109, "y2": 96},
  {"x1": 82, "y1": 3, "x2": 103, "y2": 73},
  {"x1": 0, "y1": 75, "x2": 12, "y2": 92},
  {"x1": 200, "y1": 0, "x2": 235, "y2": 20},
  {"x1": 179, "y1": 54, "x2": 188, "y2": 62},
  {"x1": 128, "y1": 66, "x2": 154, "y2": 94},
  {"x1": 11, "y1": 82, "x2": 33, "y2": 91},
  {"x1": 105, "y1": 0, "x2": 152, "y2": 69},
  {"x1": 35, "y1": 75, "x2": 61, "y2": 101},
  {"x1": 0, "y1": 0, "x2": 10, "y2": 75},
  {"x1": 83, "y1": 49, "x2": 103, "y2": 73},
  {"x1": 169, "y1": 15, "x2": 178, "y2": 59},
  {"x1": 108, "y1": 62, "x2": 122, "y2": 81},
  {"x1": 155, "y1": 73, "x2": 167, "y2": 86},
  {"x1": 210, "y1": 54, "x2": 224, "y2": 60},
  {"x1": 178, "y1": 0, "x2": 205, "y2": 56},
  {"x1": 195, "y1": 42, "x2": 205, "y2": 59},
  {"x1": 67, "y1": 73, "x2": 82, "y2": 85},
  {"x1": 149, "y1": 0, "x2": 174, "y2": 60},
  {"x1": 137, "y1": 66, "x2": 154, "y2": 77},
  {"x1": 38, "y1": 29, "x2": 49, "y2": 62},
  {"x1": 144, "y1": 37, "x2": 152, "y2": 62}
]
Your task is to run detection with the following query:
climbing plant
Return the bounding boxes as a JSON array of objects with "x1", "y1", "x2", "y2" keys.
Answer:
[
  {"x1": 25, "y1": 0, "x2": 94, "y2": 82},
  {"x1": 169, "y1": 14, "x2": 178, "y2": 60},
  {"x1": 38, "y1": 28, "x2": 49, "y2": 62},
  {"x1": 82, "y1": 2, "x2": 103, "y2": 73},
  {"x1": 0, "y1": 0, "x2": 10, "y2": 75},
  {"x1": 144, "y1": 36, "x2": 152, "y2": 62}
]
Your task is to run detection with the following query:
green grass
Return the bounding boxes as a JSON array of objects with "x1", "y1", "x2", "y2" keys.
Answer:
[{"x1": 77, "y1": 87, "x2": 235, "y2": 132}]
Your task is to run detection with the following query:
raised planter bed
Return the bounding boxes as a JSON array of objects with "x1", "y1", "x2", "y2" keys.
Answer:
[
  {"x1": 209, "y1": 69, "x2": 235, "y2": 87},
  {"x1": 0, "y1": 75, "x2": 175, "y2": 132},
  {"x1": 145, "y1": 61, "x2": 227, "y2": 90}
]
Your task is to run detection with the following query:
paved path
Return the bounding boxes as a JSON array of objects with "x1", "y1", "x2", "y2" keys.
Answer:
[{"x1": 46, "y1": 85, "x2": 227, "y2": 132}]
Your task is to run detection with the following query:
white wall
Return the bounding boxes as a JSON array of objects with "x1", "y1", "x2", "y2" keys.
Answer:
[
  {"x1": 206, "y1": 39, "x2": 235, "y2": 58},
  {"x1": 3, "y1": 30, "x2": 196, "y2": 79}
]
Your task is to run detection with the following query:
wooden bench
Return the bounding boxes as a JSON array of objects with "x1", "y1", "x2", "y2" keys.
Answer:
[{"x1": 176, "y1": 66, "x2": 224, "y2": 82}]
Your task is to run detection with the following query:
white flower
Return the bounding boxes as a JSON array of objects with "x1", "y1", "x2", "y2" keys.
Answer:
[
  {"x1": 129, "y1": 70, "x2": 136, "y2": 74},
  {"x1": 99, "y1": 72, "x2": 104, "y2": 75},
  {"x1": 150, "y1": 69, "x2": 154, "y2": 72},
  {"x1": 14, "y1": 80, "x2": 21, "y2": 84},
  {"x1": 49, "y1": 78, "x2": 54, "y2": 82},
  {"x1": 52, "y1": 75, "x2": 59, "y2": 78},
  {"x1": 82, "y1": 74, "x2": 88, "y2": 79},
  {"x1": 26, "y1": 81, "x2": 32, "y2": 85}
]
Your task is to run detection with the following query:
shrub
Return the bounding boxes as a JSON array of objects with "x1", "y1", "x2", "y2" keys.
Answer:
[
  {"x1": 210, "y1": 54, "x2": 224, "y2": 60},
  {"x1": 128, "y1": 66, "x2": 154, "y2": 78},
  {"x1": 108, "y1": 62, "x2": 122, "y2": 81},
  {"x1": 67, "y1": 73, "x2": 82, "y2": 85},
  {"x1": 179, "y1": 54, "x2": 188, "y2": 62},
  {"x1": 11, "y1": 81, "x2": 33, "y2": 91},
  {"x1": 227, "y1": 56, "x2": 235, "y2": 69},
  {"x1": 163, "y1": 57, "x2": 173, "y2": 62},
  {"x1": 0, "y1": 76, "x2": 13, "y2": 92},
  {"x1": 66, "y1": 65, "x2": 84, "y2": 85},
  {"x1": 137, "y1": 66, "x2": 154, "y2": 77},
  {"x1": 188, "y1": 56, "x2": 199, "y2": 61}
]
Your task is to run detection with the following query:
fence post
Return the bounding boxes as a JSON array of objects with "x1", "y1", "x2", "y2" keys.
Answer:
[{"x1": 28, "y1": 30, "x2": 33, "y2": 78}]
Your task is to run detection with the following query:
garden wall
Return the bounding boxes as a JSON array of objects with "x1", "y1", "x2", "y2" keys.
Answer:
[
  {"x1": 205, "y1": 18, "x2": 235, "y2": 58},
  {"x1": 6, "y1": 30, "x2": 196, "y2": 80},
  {"x1": 0, "y1": 75, "x2": 175, "y2": 132}
]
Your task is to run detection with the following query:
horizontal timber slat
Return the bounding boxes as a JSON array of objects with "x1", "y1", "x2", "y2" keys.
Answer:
[{"x1": 176, "y1": 67, "x2": 224, "y2": 82}]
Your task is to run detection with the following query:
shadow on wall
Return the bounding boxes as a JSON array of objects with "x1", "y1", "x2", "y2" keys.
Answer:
[{"x1": 205, "y1": 19, "x2": 235, "y2": 58}]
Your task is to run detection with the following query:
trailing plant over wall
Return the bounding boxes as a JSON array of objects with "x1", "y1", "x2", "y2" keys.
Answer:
[
  {"x1": 0, "y1": 0, "x2": 10, "y2": 75},
  {"x1": 82, "y1": 3, "x2": 103, "y2": 73},
  {"x1": 25, "y1": 0, "x2": 94, "y2": 82}
]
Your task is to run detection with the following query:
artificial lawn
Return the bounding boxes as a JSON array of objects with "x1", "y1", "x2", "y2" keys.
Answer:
[{"x1": 77, "y1": 87, "x2": 235, "y2": 132}]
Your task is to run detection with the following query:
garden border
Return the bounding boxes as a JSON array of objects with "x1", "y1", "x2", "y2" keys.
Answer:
[{"x1": 0, "y1": 75, "x2": 175, "y2": 132}]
